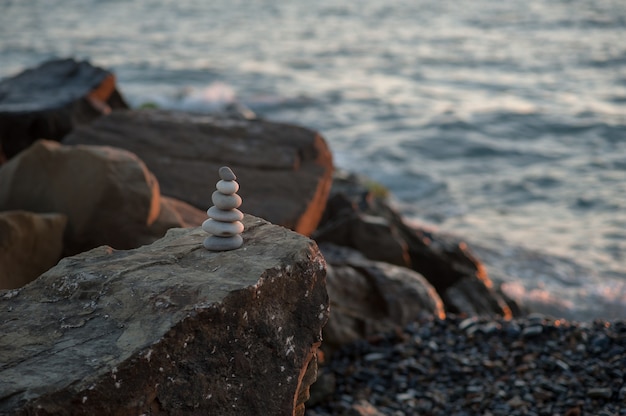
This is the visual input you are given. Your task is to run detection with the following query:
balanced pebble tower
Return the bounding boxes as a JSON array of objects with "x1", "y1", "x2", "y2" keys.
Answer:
[{"x1": 202, "y1": 166, "x2": 244, "y2": 251}]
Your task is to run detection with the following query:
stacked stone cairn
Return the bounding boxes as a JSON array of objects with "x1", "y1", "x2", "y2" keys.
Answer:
[{"x1": 202, "y1": 166, "x2": 244, "y2": 251}]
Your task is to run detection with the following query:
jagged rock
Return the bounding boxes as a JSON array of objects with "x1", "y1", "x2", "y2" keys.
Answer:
[
  {"x1": 444, "y1": 276, "x2": 516, "y2": 317},
  {"x1": 314, "y1": 201, "x2": 410, "y2": 267},
  {"x1": 0, "y1": 215, "x2": 329, "y2": 416},
  {"x1": 0, "y1": 140, "x2": 205, "y2": 256},
  {"x1": 0, "y1": 58, "x2": 129, "y2": 162},
  {"x1": 314, "y1": 170, "x2": 513, "y2": 318},
  {"x1": 319, "y1": 243, "x2": 445, "y2": 356},
  {"x1": 373, "y1": 205, "x2": 512, "y2": 318},
  {"x1": 63, "y1": 109, "x2": 334, "y2": 236},
  {"x1": 0, "y1": 210, "x2": 67, "y2": 290}
]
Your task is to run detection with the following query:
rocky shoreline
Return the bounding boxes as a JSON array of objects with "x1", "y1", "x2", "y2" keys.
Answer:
[
  {"x1": 307, "y1": 314, "x2": 626, "y2": 416},
  {"x1": 2, "y1": 58, "x2": 624, "y2": 415}
]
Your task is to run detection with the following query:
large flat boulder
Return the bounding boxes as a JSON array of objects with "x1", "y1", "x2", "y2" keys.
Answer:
[
  {"x1": 0, "y1": 140, "x2": 205, "y2": 256},
  {"x1": 63, "y1": 109, "x2": 334, "y2": 236},
  {"x1": 0, "y1": 215, "x2": 328, "y2": 415},
  {"x1": 0, "y1": 58, "x2": 129, "y2": 162},
  {"x1": 0, "y1": 210, "x2": 67, "y2": 290}
]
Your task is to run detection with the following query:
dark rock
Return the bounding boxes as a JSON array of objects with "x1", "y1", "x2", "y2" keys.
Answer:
[
  {"x1": 63, "y1": 109, "x2": 334, "y2": 236},
  {"x1": 319, "y1": 243, "x2": 445, "y2": 356},
  {"x1": 0, "y1": 58, "x2": 129, "y2": 162},
  {"x1": 527, "y1": 312, "x2": 548, "y2": 324},
  {"x1": 314, "y1": 170, "x2": 512, "y2": 318},
  {"x1": 586, "y1": 388, "x2": 612, "y2": 400},
  {"x1": 618, "y1": 386, "x2": 626, "y2": 401},
  {"x1": 0, "y1": 140, "x2": 205, "y2": 256},
  {"x1": 521, "y1": 324, "x2": 544, "y2": 338},
  {"x1": 0, "y1": 210, "x2": 67, "y2": 289},
  {"x1": 0, "y1": 215, "x2": 328, "y2": 415},
  {"x1": 314, "y1": 210, "x2": 410, "y2": 267},
  {"x1": 444, "y1": 274, "x2": 513, "y2": 317},
  {"x1": 380, "y1": 213, "x2": 511, "y2": 318},
  {"x1": 347, "y1": 400, "x2": 385, "y2": 416},
  {"x1": 307, "y1": 372, "x2": 336, "y2": 407}
]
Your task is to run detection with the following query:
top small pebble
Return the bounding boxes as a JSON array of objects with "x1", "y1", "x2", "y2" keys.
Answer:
[{"x1": 219, "y1": 166, "x2": 237, "y2": 181}]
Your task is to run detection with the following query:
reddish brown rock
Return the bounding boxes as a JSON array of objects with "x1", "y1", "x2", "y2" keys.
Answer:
[
  {"x1": 0, "y1": 58, "x2": 129, "y2": 162},
  {"x1": 148, "y1": 195, "x2": 208, "y2": 238},
  {"x1": 63, "y1": 109, "x2": 334, "y2": 236},
  {"x1": 0, "y1": 210, "x2": 67, "y2": 290},
  {"x1": 0, "y1": 140, "x2": 204, "y2": 256},
  {"x1": 0, "y1": 216, "x2": 329, "y2": 416}
]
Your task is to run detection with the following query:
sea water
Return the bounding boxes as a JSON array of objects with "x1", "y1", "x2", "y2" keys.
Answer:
[{"x1": 1, "y1": 0, "x2": 625, "y2": 320}]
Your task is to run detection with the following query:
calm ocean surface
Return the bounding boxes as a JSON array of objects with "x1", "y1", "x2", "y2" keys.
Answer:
[{"x1": 2, "y1": 0, "x2": 625, "y2": 320}]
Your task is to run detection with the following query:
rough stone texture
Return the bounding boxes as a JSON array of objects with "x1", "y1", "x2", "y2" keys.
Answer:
[
  {"x1": 63, "y1": 109, "x2": 334, "y2": 236},
  {"x1": 445, "y1": 275, "x2": 515, "y2": 318},
  {"x1": 0, "y1": 210, "x2": 67, "y2": 290},
  {"x1": 0, "y1": 140, "x2": 205, "y2": 256},
  {"x1": 376, "y1": 206, "x2": 512, "y2": 318},
  {"x1": 319, "y1": 243, "x2": 445, "y2": 356},
  {"x1": 315, "y1": 207, "x2": 410, "y2": 268},
  {"x1": 313, "y1": 170, "x2": 512, "y2": 318},
  {"x1": 0, "y1": 215, "x2": 329, "y2": 416},
  {"x1": 0, "y1": 58, "x2": 129, "y2": 162}
]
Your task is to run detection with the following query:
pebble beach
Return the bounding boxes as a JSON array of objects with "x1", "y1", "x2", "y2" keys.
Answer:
[{"x1": 307, "y1": 315, "x2": 626, "y2": 416}]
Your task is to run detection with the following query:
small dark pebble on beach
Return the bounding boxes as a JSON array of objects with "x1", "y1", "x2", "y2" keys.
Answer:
[{"x1": 307, "y1": 315, "x2": 626, "y2": 416}]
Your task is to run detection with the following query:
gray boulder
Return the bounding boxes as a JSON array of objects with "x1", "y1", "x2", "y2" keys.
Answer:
[
  {"x1": 0, "y1": 215, "x2": 328, "y2": 416},
  {"x1": 63, "y1": 109, "x2": 334, "y2": 236},
  {"x1": 319, "y1": 243, "x2": 445, "y2": 356}
]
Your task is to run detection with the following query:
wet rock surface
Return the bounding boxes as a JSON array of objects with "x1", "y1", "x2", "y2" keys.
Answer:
[{"x1": 307, "y1": 315, "x2": 626, "y2": 416}]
